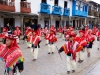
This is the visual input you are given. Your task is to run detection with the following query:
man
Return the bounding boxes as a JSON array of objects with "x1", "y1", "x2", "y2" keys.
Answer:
[
  {"x1": 86, "y1": 30, "x2": 95, "y2": 57},
  {"x1": 6, "y1": 23, "x2": 12, "y2": 34},
  {"x1": 96, "y1": 28, "x2": 100, "y2": 50},
  {"x1": 58, "y1": 33, "x2": 79, "y2": 74},
  {"x1": 13, "y1": 26, "x2": 22, "y2": 44},
  {"x1": 2, "y1": 27, "x2": 8, "y2": 44},
  {"x1": 30, "y1": 31, "x2": 41, "y2": 61},
  {"x1": 48, "y1": 30, "x2": 57, "y2": 54},
  {"x1": 0, "y1": 34, "x2": 24, "y2": 75},
  {"x1": 76, "y1": 30, "x2": 87, "y2": 63},
  {"x1": 58, "y1": 27, "x2": 63, "y2": 38},
  {"x1": 30, "y1": 22, "x2": 35, "y2": 29}
]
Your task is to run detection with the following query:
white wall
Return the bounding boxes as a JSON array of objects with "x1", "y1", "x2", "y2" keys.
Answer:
[
  {"x1": 67, "y1": 0, "x2": 72, "y2": 16},
  {"x1": 27, "y1": 0, "x2": 41, "y2": 14},
  {"x1": 15, "y1": 0, "x2": 20, "y2": 12},
  {"x1": 15, "y1": 16, "x2": 20, "y2": 27}
]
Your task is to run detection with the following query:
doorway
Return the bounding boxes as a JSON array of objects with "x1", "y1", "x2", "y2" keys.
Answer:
[
  {"x1": 54, "y1": 0, "x2": 58, "y2": 6},
  {"x1": 44, "y1": 20, "x2": 49, "y2": 28},
  {"x1": 41, "y1": 0, "x2": 47, "y2": 3},
  {"x1": 73, "y1": 20, "x2": 75, "y2": 28},
  {"x1": 66, "y1": 21, "x2": 69, "y2": 28},
  {"x1": 4, "y1": 18, "x2": 15, "y2": 28},
  {"x1": 55, "y1": 20, "x2": 59, "y2": 29}
]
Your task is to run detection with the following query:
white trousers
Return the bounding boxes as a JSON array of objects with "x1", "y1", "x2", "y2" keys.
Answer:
[
  {"x1": 62, "y1": 34, "x2": 65, "y2": 40},
  {"x1": 16, "y1": 38, "x2": 19, "y2": 44},
  {"x1": 58, "y1": 33, "x2": 62, "y2": 37},
  {"x1": 98, "y1": 41, "x2": 100, "y2": 48},
  {"x1": 86, "y1": 48, "x2": 91, "y2": 53},
  {"x1": 77, "y1": 51, "x2": 84, "y2": 60},
  {"x1": 46, "y1": 40, "x2": 49, "y2": 44},
  {"x1": 48, "y1": 44, "x2": 55, "y2": 53},
  {"x1": 66, "y1": 56, "x2": 76, "y2": 71},
  {"x1": 14, "y1": 67, "x2": 20, "y2": 75},
  {"x1": 27, "y1": 42, "x2": 32, "y2": 47},
  {"x1": 31, "y1": 47, "x2": 38, "y2": 59}
]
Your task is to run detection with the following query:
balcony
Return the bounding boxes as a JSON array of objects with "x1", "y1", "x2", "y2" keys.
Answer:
[
  {"x1": 0, "y1": 1, "x2": 15, "y2": 12},
  {"x1": 72, "y1": 10, "x2": 88, "y2": 17},
  {"x1": 63, "y1": 8, "x2": 70, "y2": 16},
  {"x1": 40, "y1": 3, "x2": 50, "y2": 14},
  {"x1": 94, "y1": 11, "x2": 99, "y2": 17},
  {"x1": 52, "y1": 6, "x2": 62, "y2": 15},
  {"x1": 20, "y1": 2, "x2": 31, "y2": 13},
  {"x1": 88, "y1": 10, "x2": 94, "y2": 16}
]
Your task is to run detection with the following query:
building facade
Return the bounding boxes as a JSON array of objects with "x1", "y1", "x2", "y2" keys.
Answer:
[{"x1": 0, "y1": 0, "x2": 100, "y2": 33}]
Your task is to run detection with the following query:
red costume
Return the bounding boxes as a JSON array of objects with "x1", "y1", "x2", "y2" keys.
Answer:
[{"x1": 13, "y1": 26, "x2": 21, "y2": 37}]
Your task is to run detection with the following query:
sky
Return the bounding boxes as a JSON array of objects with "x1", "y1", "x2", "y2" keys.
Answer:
[{"x1": 91, "y1": 0, "x2": 100, "y2": 4}]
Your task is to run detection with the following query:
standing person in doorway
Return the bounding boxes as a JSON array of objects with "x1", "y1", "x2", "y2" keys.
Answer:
[
  {"x1": 6, "y1": 23, "x2": 12, "y2": 34},
  {"x1": 45, "y1": 23, "x2": 49, "y2": 29}
]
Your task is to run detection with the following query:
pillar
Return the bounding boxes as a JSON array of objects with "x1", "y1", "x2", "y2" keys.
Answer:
[
  {"x1": 50, "y1": 15, "x2": 53, "y2": 28},
  {"x1": 20, "y1": 16, "x2": 23, "y2": 35},
  {"x1": 38, "y1": 14, "x2": 41, "y2": 24},
  {"x1": 60, "y1": 16, "x2": 63, "y2": 27}
]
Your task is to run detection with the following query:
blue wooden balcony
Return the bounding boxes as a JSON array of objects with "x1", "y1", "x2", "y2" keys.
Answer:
[
  {"x1": 40, "y1": 3, "x2": 50, "y2": 14},
  {"x1": 63, "y1": 8, "x2": 70, "y2": 16},
  {"x1": 72, "y1": 10, "x2": 88, "y2": 17},
  {"x1": 52, "y1": 6, "x2": 62, "y2": 15}
]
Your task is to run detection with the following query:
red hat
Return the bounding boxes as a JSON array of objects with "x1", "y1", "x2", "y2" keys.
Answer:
[
  {"x1": 66, "y1": 35, "x2": 70, "y2": 38},
  {"x1": 3, "y1": 27, "x2": 8, "y2": 32},
  {"x1": 79, "y1": 30, "x2": 85, "y2": 34},
  {"x1": 70, "y1": 33, "x2": 76, "y2": 37},
  {"x1": 16, "y1": 26, "x2": 19, "y2": 28},
  {"x1": 5, "y1": 34, "x2": 17, "y2": 40}
]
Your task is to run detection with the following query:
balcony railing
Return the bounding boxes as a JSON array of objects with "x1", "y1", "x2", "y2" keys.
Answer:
[
  {"x1": 72, "y1": 10, "x2": 88, "y2": 17},
  {"x1": 63, "y1": 8, "x2": 70, "y2": 16},
  {"x1": 20, "y1": 2, "x2": 31, "y2": 13},
  {"x1": 88, "y1": 10, "x2": 94, "y2": 16},
  {"x1": 40, "y1": 3, "x2": 50, "y2": 14},
  {"x1": 94, "y1": 11, "x2": 99, "y2": 17},
  {"x1": 0, "y1": 1, "x2": 15, "y2": 12},
  {"x1": 52, "y1": 6, "x2": 62, "y2": 15}
]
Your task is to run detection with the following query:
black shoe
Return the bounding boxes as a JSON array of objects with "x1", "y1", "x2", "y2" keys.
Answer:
[
  {"x1": 72, "y1": 70, "x2": 75, "y2": 73},
  {"x1": 32, "y1": 59, "x2": 36, "y2": 61},
  {"x1": 98, "y1": 48, "x2": 99, "y2": 50},
  {"x1": 52, "y1": 52, "x2": 54, "y2": 54},
  {"x1": 48, "y1": 52, "x2": 50, "y2": 54},
  {"x1": 67, "y1": 71, "x2": 70, "y2": 74}
]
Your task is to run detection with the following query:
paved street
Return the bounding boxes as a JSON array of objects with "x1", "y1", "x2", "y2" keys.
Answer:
[{"x1": 0, "y1": 35, "x2": 100, "y2": 75}]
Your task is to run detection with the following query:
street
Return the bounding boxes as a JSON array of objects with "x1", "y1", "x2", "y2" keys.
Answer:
[{"x1": 0, "y1": 35, "x2": 100, "y2": 75}]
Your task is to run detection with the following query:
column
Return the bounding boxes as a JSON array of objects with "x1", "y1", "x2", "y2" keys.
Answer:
[
  {"x1": 38, "y1": 14, "x2": 41, "y2": 24},
  {"x1": 20, "y1": 15, "x2": 23, "y2": 35},
  {"x1": 60, "y1": 16, "x2": 63, "y2": 27},
  {"x1": 50, "y1": 15, "x2": 53, "y2": 28}
]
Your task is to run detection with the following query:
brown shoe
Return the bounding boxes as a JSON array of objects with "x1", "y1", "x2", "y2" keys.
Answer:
[
  {"x1": 67, "y1": 71, "x2": 70, "y2": 74},
  {"x1": 32, "y1": 59, "x2": 36, "y2": 61},
  {"x1": 48, "y1": 52, "x2": 50, "y2": 54},
  {"x1": 88, "y1": 53, "x2": 90, "y2": 57},
  {"x1": 52, "y1": 52, "x2": 54, "y2": 54},
  {"x1": 72, "y1": 70, "x2": 75, "y2": 73}
]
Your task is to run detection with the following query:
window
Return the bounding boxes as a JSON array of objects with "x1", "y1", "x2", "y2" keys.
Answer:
[
  {"x1": 85, "y1": 4, "x2": 87, "y2": 12},
  {"x1": 41, "y1": 0, "x2": 47, "y2": 3},
  {"x1": 64, "y1": 1, "x2": 67, "y2": 8},
  {"x1": 54, "y1": 0, "x2": 58, "y2": 6},
  {"x1": 21, "y1": 0, "x2": 27, "y2": 2}
]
